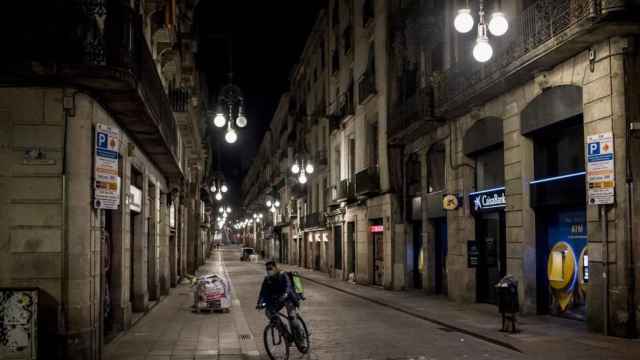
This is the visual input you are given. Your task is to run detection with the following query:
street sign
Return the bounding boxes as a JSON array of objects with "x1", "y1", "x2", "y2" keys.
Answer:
[
  {"x1": 94, "y1": 124, "x2": 121, "y2": 210},
  {"x1": 586, "y1": 132, "x2": 615, "y2": 205}
]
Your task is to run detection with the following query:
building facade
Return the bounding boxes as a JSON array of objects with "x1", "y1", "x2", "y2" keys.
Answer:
[
  {"x1": 0, "y1": 1, "x2": 210, "y2": 358},
  {"x1": 238, "y1": 0, "x2": 640, "y2": 338}
]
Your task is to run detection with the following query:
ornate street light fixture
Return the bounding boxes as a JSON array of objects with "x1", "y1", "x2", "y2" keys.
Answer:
[
  {"x1": 454, "y1": 0, "x2": 508, "y2": 63},
  {"x1": 211, "y1": 76, "x2": 247, "y2": 144},
  {"x1": 210, "y1": 177, "x2": 229, "y2": 201},
  {"x1": 291, "y1": 156, "x2": 314, "y2": 184},
  {"x1": 266, "y1": 197, "x2": 280, "y2": 213}
]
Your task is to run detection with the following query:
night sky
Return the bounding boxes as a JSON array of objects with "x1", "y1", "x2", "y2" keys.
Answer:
[{"x1": 194, "y1": 1, "x2": 325, "y2": 206}]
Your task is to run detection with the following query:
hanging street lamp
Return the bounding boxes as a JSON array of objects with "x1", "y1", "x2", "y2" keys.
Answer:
[
  {"x1": 291, "y1": 156, "x2": 314, "y2": 184},
  {"x1": 454, "y1": 0, "x2": 508, "y2": 63},
  {"x1": 210, "y1": 177, "x2": 229, "y2": 201},
  {"x1": 211, "y1": 75, "x2": 247, "y2": 144}
]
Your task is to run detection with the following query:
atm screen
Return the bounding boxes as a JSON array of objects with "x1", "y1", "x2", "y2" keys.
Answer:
[{"x1": 583, "y1": 255, "x2": 589, "y2": 283}]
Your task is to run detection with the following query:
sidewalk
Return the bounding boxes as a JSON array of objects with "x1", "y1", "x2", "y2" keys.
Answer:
[
  {"x1": 280, "y1": 264, "x2": 640, "y2": 360},
  {"x1": 104, "y1": 252, "x2": 258, "y2": 360}
]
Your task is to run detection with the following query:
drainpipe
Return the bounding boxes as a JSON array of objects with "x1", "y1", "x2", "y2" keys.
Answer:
[
  {"x1": 623, "y1": 40, "x2": 638, "y2": 338},
  {"x1": 601, "y1": 205, "x2": 609, "y2": 336}
]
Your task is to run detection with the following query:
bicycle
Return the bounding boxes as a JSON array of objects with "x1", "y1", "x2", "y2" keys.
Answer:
[{"x1": 258, "y1": 305, "x2": 310, "y2": 360}]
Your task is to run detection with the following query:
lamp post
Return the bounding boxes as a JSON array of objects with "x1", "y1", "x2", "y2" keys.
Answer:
[{"x1": 454, "y1": 0, "x2": 509, "y2": 63}]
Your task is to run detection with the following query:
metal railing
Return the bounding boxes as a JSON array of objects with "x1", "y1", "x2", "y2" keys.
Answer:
[
  {"x1": 304, "y1": 212, "x2": 326, "y2": 229},
  {"x1": 388, "y1": 87, "x2": 434, "y2": 139},
  {"x1": 169, "y1": 86, "x2": 191, "y2": 113},
  {"x1": 355, "y1": 167, "x2": 380, "y2": 196},
  {"x1": 334, "y1": 179, "x2": 355, "y2": 202},
  {"x1": 436, "y1": 0, "x2": 600, "y2": 109},
  {"x1": 358, "y1": 71, "x2": 377, "y2": 104}
]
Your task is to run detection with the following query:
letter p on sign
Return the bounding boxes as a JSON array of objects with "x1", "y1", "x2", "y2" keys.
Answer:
[{"x1": 588, "y1": 142, "x2": 600, "y2": 156}]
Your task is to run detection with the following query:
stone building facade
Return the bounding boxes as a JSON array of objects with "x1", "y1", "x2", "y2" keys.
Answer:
[
  {"x1": 239, "y1": 0, "x2": 640, "y2": 339},
  {"x1": 0, "y1": 1, "x2": 210, "y2": 358}
]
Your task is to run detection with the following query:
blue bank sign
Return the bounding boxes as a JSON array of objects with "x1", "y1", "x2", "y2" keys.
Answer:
[{"x1": 469, "y1": 187, "x2": 506, "y2": 214}]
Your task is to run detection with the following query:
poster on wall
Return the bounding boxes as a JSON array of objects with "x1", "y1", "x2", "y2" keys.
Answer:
[
  {"x1": 0, "y1": 289, "x2": 38, "y2": 360},
  {"x1": 94, "y1": 124, "x2": 121, "y2": 210},
  {"x1": 586, "y1": 132, "x2": 615, "y2": 205}
]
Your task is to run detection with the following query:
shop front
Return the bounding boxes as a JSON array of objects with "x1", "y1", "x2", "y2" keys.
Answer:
[
  {"x1": 522, "y1": 85, "x2": 588, "y2": 319},
  {"x1": 464, "y1": 116, "x2": 506, "y2": 305},
  {"x1": 369, "y1": 220, "x2": 384, "y2": 286},
  {"x1": 306, "y1": 230, "x2": 329, "y2": 271}
]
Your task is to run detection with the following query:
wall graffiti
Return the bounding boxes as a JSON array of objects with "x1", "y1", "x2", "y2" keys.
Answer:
[{"x1": 0, "y1": 289, "x2": 38, "y2": 359}]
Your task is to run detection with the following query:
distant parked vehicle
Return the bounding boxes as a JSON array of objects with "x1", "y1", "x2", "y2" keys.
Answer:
[
  {"x1": 193, "y1": 273, "x2": 232, "y2": 313},
  {"x1": 241, "y1": 247, "x2": 256, "y2": 261}
]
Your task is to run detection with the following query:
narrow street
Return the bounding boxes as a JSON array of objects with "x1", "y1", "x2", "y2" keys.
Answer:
[{"x1": 105, "y1": 247, "x2": 523, "y2": 359}]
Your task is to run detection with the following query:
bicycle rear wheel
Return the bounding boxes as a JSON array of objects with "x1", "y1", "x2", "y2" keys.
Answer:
[
  {"x1": 263, "y1": 323, "x2": 290, "y2": 360},
  {"x1": 294, "y1": 314, "x2": 310, "y2": 354}
]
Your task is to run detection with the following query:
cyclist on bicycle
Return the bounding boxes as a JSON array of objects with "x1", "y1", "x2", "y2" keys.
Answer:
[{"x1": 256, "y1": 260, "x2": 305, "y2": 344}]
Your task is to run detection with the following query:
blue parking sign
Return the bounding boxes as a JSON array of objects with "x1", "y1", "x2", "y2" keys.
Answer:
[
  {"x1": 97, "y1": 131, "x2": 109, "y2": 149},
  {"x1": 587, "y1": 142, "x2": 600, "y2": 156}
]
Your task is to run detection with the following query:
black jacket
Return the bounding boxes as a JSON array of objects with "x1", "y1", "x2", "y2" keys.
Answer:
[{"x1": 257, "y1": 272, "x2": 297, "y2": 309}]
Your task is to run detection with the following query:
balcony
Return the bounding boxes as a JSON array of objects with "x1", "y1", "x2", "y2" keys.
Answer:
[
  {"x1": 435, "y1": 0, "x2": 634, "y2": 118},
  {"x1": 0, "y1": 2, "x2": 183, "y2": 178},
  {"x1": 170, "y1": 86, "x2": 191, "y2": 113},
  {"x1": 316, "y1": 148, "x2": 328, "y2": 166},
  {"x1": 355, "y1": 167, "x2": 380, "y2": 197},
  {"x1": 304, "y1": 212, "x2": 326, "y2": 229},
  {"x1": 333, "y1": 179, "x2": 355, "y2": 203},
  {"x1": 358, "y1": 71, "x2": 377, "y2": 104},
  {"x1": 388, "y1": 87, "x2": 437, "y2": 144}
]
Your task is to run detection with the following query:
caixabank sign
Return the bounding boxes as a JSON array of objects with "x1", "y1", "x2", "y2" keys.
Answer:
[{"x1": 469, "y1": 187, "x2": 506, "y2": 215}]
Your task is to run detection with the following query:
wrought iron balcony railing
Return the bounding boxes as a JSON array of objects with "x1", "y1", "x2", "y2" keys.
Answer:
[
  {"x1": 388, "y1": 87, "x2": 435, "y2": 143},
  {"x1": 435, "y1": 0, "x2": 629, "y2": 117},
  {"x1": 0, "y1": 1, "x2": 182, "y2": 178},
  {"x1": 304, "y1": 212, "x2": 326, "y2": 229},
  {"x1": 169, "y1": 86, "x2": 191, "y2": 113},
  {"x1": 333, "y1": 179, "x2": 355, "y2": 203},
  {"x1": 355, "y1": 167, "x2": 380, "y2": 197},
  {"x1": 358, "y1": 71, "x2": 377, "y2": 104}
]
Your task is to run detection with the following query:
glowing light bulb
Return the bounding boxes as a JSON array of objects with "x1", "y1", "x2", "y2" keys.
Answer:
[
  {"x1": 221, "y1": 184, "x2": 228, "y2": 193},
  {"x1": 488, "y1": 12, "x2": 508, "y2": 37},
  {"x1": 214, "y1": 112, "x2": 226, "y2": 128},
  {"x1": 215, "y1": 192, "x2": 222, "y2": 201},
  {"x1": 225, "y1": 128, "x2": 238, "y2": 143},
  {"x1": 291, "y1": 163, "x2": 300, "y2": 174},
  {"x1": 236, "y1": 114, "x2": 247, "y2": 128},
  {"x1": 266, "y1": 200, "x2": 272, "y2": 207},
  {"x1": 305, "y1": 163, "x2": 314, "y2": 174},
  {"x1": 473, "y1": 37, "x2": 493, "y2": 63},
  {"x1": 454, "y1": 8, "x2": 474, "y2": 34},
  {"x1": 299, "y1": 173, "x2": 308, "y2": 184}
]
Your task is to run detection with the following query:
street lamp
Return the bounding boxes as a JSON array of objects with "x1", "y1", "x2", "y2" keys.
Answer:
[
  {"x1": 210, "y1": 177, "x2": 229, "y2": 201},
  {"x1": 454, "y1": 0, "x2": 508, "y2": 63},
  {"x1": 291, "y1": 157, "x2": 314, "y2": 184},
  {"x1": 266, "y1": 198, "x2": 280, "y2": 213},
  {"x1": 211, "y1": 76, "x2": 248, "y2": 144}
]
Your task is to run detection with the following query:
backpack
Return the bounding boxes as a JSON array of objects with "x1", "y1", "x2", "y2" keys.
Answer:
[{"x1": 286, "y1": 271, "x2": 304, "y2": 298}]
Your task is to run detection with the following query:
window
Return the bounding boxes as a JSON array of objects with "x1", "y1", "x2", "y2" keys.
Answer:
[
  {"x1": 427, "y1": 143, "x2": 446, "y2": 193},
  {"x1": 475, "y1": 146, "x2": 504, "y2": 190},
  {"x1": 349, "y1": 137, "x2": 356, "y2": 179},
  {"x1": 368, "y1": 122, "x2": 379, "y2": 168},
  {"x1": 533, "y1": 115, "x2": 585, "y2": 179},
  {"x1": 363, "y1": 0, "x2": 374, "y2": 27}
]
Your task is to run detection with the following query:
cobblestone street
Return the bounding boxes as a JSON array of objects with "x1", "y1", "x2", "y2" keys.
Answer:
[{"x1": 104, "y1": 247, "x2": 640, "y2": 360}]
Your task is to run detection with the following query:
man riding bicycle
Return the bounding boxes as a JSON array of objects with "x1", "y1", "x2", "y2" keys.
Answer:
[{"x1": 256, "y1": 261, "x2": 305, "y2": 345}]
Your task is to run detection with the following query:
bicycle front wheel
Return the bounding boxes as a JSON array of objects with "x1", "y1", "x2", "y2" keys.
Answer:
[{"x1": 263, "y1": 323, "x2": 290, "y2": 360}]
